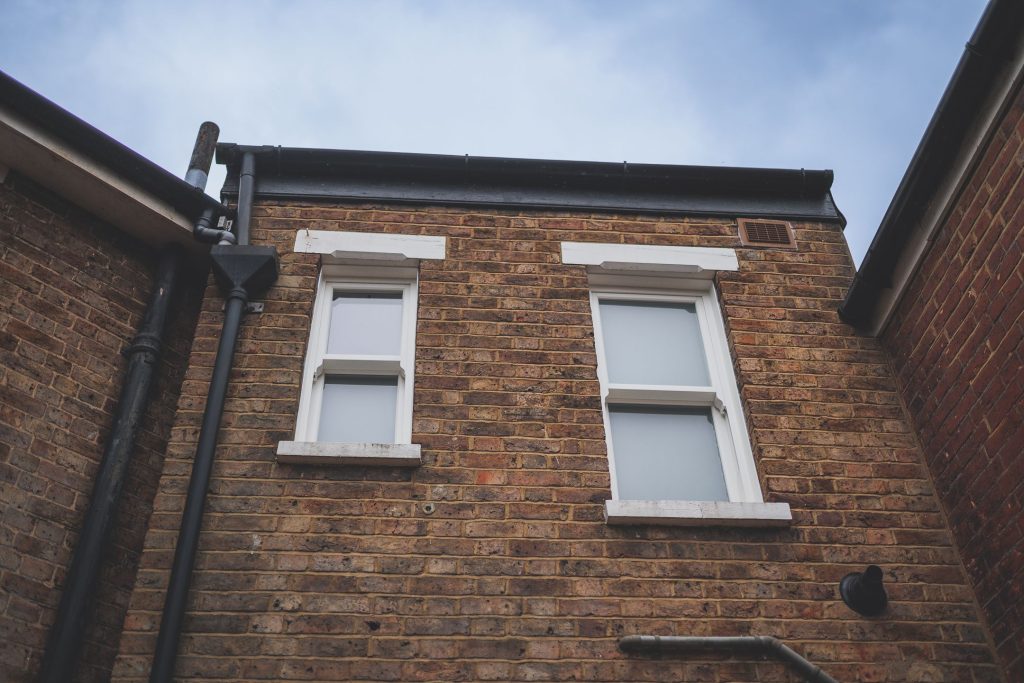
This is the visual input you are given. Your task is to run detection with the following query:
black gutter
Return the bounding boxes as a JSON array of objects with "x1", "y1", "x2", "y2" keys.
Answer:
[
  {"x1": 0, "y1": 69, "x2": 222, "y2": 219},
  {"x1": 619, "y1": 635, "x2": 838, "y2": 683},
  {"x1": 840, "y1": 0, "x2": 1024, "y2": 329},
  {"x1": 217, "y1": 144, "x2": 844, "y2": 225},
  {"x1": 149, "y1": 151, "x2": 278, "y2": 683},
  {"x1": 39, "y1": 246, "x2": 184, "y2": 683}
]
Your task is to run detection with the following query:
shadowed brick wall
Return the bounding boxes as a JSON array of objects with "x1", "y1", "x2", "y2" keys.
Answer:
[
  {"x1": 114, "y1": 200, "x2": 1000, "y2": 681},
  {"x1": 0, "y1": 173, "x2": 203, "y2": 682},
  {"x1": 882, "y1": 81, "x2": 1024, "y2": 680}
]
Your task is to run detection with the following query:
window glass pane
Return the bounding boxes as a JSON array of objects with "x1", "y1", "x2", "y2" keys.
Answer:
[
  {"x1": 328, "y1": 292, "x2": 403, "y2": 356},
  {"x1": 598, "y1": 300, "x2": 710, "y2": 386},
  {"x1": 609, "y1": 406, "x2": 727, "y2": 501},
  {"x1": 318, "y1": 376, "x2": 398, "y2": 443}
]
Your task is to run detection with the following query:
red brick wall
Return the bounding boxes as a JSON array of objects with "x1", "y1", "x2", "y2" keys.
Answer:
[
  {"x1": 0, "y1": 174, "x2": 203, "y2": 682},
  {"x1": 882, "y1": 82, "x2": 1024, "y2": 680},
  {"x1": 114, "y1": 200, "x2": 1000, "y2": 681}
]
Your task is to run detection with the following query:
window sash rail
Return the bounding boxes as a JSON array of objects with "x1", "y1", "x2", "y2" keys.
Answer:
[
  {"x1": 605, "y1": 384, "x2": 723, "y2": 411},
  {"x1": 313, "y1": 355, "x2": 405, "y2": 379}
]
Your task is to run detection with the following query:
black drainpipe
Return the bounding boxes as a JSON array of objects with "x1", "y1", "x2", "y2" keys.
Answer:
[
  {"x1": 38, "y1": 124, "x2": 223, "y2": 683},
  {"x1": 39, "y1": 246, "x2": 182, "y2": 683},
  {"x1": 148, "y1": 150, "x2": 278, "y2": 683}
]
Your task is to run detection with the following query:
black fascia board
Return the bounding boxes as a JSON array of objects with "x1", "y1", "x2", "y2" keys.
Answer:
[
  {"x1": 0, "y1": 70, "x2": 222, "y2": 218},
  {"x1": 840, "y1": 0, "x2": 1024, "y2": 328},
  {"x1": 217, "y1": 143, "x2": 843, "y2": 224}
]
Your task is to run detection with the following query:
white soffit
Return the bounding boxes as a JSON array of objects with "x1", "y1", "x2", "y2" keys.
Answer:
[
  {"x1": 295, "y1": 230, "x2": 446, "y2": 262},
  {"x1": 561, "y1": 241, "x2": 738, "y2": 276},
  {"x1": 0, "y1": 104, "x2": 198, "y2": 251}
]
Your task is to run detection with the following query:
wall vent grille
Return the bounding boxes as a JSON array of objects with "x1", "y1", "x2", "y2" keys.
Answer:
[{"x1": 738, "y1": 218, "x2": 795, "y2": 248}]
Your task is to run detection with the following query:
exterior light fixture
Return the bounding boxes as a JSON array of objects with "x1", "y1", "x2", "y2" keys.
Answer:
[{"x1": 840, "y1": 565, "x2": 888, "y2": 617}]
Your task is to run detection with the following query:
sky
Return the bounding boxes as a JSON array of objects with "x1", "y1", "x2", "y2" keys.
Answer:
[{"x1": 1, "y1": 0, "x2": 989, "y2": 264}]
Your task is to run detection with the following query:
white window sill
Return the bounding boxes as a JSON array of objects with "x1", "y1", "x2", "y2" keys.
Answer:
[
  {"x1": 604, "y1": 499, "x2": 792, "y2": 527},
  {"x1": 276, "y1": 441, "x2": 421, "y2": 467}
]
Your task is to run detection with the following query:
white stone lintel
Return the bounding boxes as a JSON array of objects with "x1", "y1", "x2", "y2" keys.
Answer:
[
  {"x1": 604, "y1": 499, "x2": 792, "y2": 527},
  {"x1": 294, "y1": 230, "x2": 446, "y2": 262},
  {"x1": 561, "y1": 242, "x2": 738, "y2": 277},
  {"x1": 277, "y1": 441, "x2": 422, "y2": 467}
]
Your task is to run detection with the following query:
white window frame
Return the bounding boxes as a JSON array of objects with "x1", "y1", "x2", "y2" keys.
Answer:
[
  {"x1": 294, "y1": 264, "x2": 418, "y2": 445},
  {"x1": 563, "y1": 241, "x2": 790, "y2": 526},
  {"x1": 279, "y1": 230, "x2": 446, "y2": 467},
  {"x1": 590, "y1": 281, "x2": 761, "y2": 504}
]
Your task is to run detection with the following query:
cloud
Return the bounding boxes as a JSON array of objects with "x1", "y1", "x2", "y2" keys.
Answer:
[{"x1": 0, "y1": 0, "x2": 988, "y2": 263}]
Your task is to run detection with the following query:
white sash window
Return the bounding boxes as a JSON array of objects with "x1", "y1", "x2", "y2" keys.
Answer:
[
  {"x1": 278, "y1": 231, "x2": 445, "y2": 467},
  {"x1": 564, "y1": 241, "x2": 791, "y2": 526}
]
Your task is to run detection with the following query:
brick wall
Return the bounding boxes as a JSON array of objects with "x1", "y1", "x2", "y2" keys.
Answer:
[
  {"x1": 882, "y1": 82, "x2": 1024, "y2": 680},
  {"x1": 0, "y1": 174, "x2": 203, "y2": 682},
  {"x1": 114, "y1": 200, "x2": 1000, "y2": 681}
]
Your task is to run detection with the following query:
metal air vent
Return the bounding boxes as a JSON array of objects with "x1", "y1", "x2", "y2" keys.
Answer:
[{"x1": 738, "y1": 218, "x2": 796, "y2": 248}]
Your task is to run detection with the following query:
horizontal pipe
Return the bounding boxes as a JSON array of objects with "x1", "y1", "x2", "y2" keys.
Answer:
[{"x1": 619, "y1": 635, "x2": 838, "y2": 683}]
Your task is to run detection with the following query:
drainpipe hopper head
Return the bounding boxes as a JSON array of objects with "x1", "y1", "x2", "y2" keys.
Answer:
[{"x1": 210, "y1": 245, "x2": 279, "y2": 298}]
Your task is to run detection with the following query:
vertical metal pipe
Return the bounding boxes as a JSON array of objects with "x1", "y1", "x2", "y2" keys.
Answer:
[
  {"x1": 184, "y1": 122, "x2": 220, "y2": 190},
  {"x1": 148, "y1": 141, "x2": 277, "y2": 682},
  {"x1": 235, "y1": 152, "x2": 256, "y2": 246},
  {"x1": 39, "y1": 245, "x2": 182, "y2": 683},
  {"x1": 148, "y1": 287, "x2": 247, "y2": 683}
]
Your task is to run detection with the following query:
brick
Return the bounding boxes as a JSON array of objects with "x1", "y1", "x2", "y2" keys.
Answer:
[
  {"x1": 881, "y1": 83, "x2": 1024, "y2": 681},
  {"x1": 0, "y1": 174, "x2": 203, "y2": 682},
  {"x1": 96, "y1": 193, "x2": 1004, "y2": 683}
]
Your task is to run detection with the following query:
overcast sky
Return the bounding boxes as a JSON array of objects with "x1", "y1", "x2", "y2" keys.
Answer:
[{"x1": 1, "y1": 0, "x2": 988, "y2": 264}]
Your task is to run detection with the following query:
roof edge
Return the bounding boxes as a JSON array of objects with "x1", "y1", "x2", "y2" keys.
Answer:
[
  {"x1": 216, "y1": 143, "x2": 835, "y2": 191},
  {"x1": 0, "y1": 70, "x2": 222, "y2": 220},
  {"x1": 840, "y1": 0, "x2": 1024, "y2": 331},
  {"x1": 215, "y1": 144, "x2": 843, "y2": 224}
]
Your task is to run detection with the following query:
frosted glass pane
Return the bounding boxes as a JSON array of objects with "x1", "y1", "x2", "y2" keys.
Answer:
[
  {"x1": 328, "y1": 292, "x2": 403, "y2": 355},
  {"x1": 599, "y1": 301, "x2": 709, "y2": 386},
  {"x1": 609, "y1": 406, "x2": 727, "y2": 501},
  {"x1": 319, "y1": 376, "x2": 398, "y2": 443}
]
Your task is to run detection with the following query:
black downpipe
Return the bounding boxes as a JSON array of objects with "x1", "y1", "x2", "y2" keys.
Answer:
[
  {"x1": 40, "y1": 121, "x2": 223, "y2": 682},
  {"x1": 149, "y1": 151, "x2": 277, "y2": 683},
  {"x1": 148, "y1": 286, "x2": 247, "y2": 681},
  {"x1": 235, "y1": 151, "x2": 256, "y2": 246},
  {"x1": 39, "y1": 246, "x2": 183, "y2": 683}
]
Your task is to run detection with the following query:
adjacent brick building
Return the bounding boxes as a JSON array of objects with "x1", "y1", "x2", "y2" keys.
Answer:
[
  {"x1": 0, "y1": 72, "x2": 214, "y2": 681},
  {"x1": 842, "y1": 0, "x2": 1024, "y2": 677}
]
